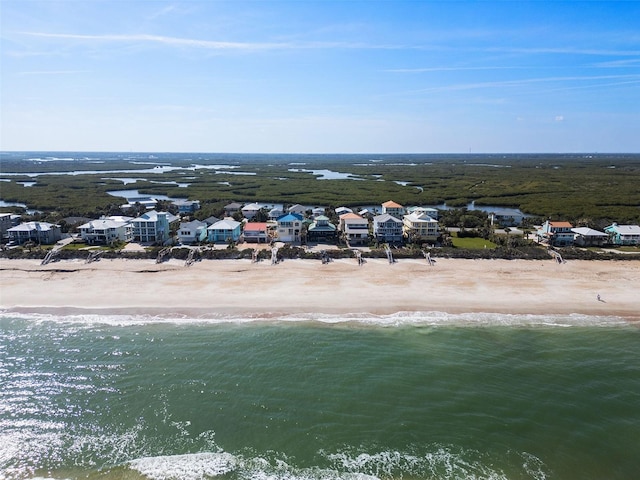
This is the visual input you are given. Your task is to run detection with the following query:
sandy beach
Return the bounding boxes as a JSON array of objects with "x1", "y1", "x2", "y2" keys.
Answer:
[{"x1": 1, "y1": 257, "x2": 638, "y2": 320}]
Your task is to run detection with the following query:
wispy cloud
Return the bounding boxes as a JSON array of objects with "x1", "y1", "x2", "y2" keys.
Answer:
[
  {"x1": 385, "y1": 66, "x2": 530, "y2": 73},
  {"x1": 20, "y1": 31, "x2": 401, "y2": 52},
  {"x1": 410, "y1": 74, "x2": 640, "y2": 94}
]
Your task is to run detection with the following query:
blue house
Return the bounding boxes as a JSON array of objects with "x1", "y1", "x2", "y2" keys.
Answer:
[
  {"x1": 604, "y1": 223, "x2": 640, "y2": 246},
  {"x1": 207, "y1": 219, "x2": 242, "y2": 243}
]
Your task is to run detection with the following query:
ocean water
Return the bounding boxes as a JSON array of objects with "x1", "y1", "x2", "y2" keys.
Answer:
[{"x1": 1, "y1": 312, "x2": 638, "y2": 480}]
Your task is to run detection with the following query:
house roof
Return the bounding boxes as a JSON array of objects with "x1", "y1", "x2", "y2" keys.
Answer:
[
  {"x1": 208, "y1": 219, "x2": 241, "y2": 230},
  {"x1": 133, "y1": 210, "x2": 178, "y2": 223},
  {"x1": 339, "y1": 212, "x2": 364, "y2": 220},
  {"x1": 374, "y1": 213, "x2": 402, "y2": 223},
  {"x1": 8, "y1": 221, "x2": 58, "y2": 232},
  {"x1": 179, "y1": 220, "x2": 207, "y2": 229},
  {"x1": 80, "y1": 219, "x2": 129, "y2": 230},
  {"x1": 549, "y1": 221, "x2": 573, "y2": 228},
  {"x1": 382, "y1": 200, "x2": 404, "y2": 208},
  {"x1": 606, "y1": 224, "x2": 640, "y2": 234},
  {"x1": 335, "y1": 207, "x2": 353, "y2": 214},
  {"x1": 277, "y1": 213, "x2": 303, "y2": 222},
  {"x1": 241, "y1": 202, "x2": 263, "y2": 211},
  {"x1": 244, "y1": 222, "x2": 268, "y2": 231},
  {"x1": 572, "y1": 227, "x2": 607, "y2": 237},
  {"x1": 404, "y1": 212, "x2": 438, "y2": 223}
]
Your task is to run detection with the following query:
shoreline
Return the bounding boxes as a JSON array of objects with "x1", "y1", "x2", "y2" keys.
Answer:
[{"x1": 1, "y1": 258, "x2": 639, "y2": 321}]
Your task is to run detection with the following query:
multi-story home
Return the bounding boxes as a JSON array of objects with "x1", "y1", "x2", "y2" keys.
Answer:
[
  {"x1": 604, "y1": 223, "x2": 640, "y2": 246},
  {"x1": 0, "y1": 213, "x2": 13, "y2": 239},
  {"x1": 402, "y1": 212, "x2": 439, "y2": 242},
  {"x1": 288, "y1": 204, "x2": 308, "y2": 216},
  {"x1": 373, "y1": 213, "x2": 404, "y2": 243},
  {"x1": 243, "y1": 222, "x2": 270, "y2": 243},
  {"x1": 207, "y1": 218, "x2": 242, "y2": 243},
  {"x1": 7, "y1": 221, "x2": 62, "y2": 245},
  {"x1": 276, "y1": 213, "x2": 303, "y2": 243},
  {"x1": 407, "y1": 206, "x2": 439, "y2": 220},
  {"x1": 172, "y1": 199, "x2": 200, "y2": 215},
  {"x1": 177, "y1": 220, "x2": 208, "y2": 244},
  {"x1": 382, "y1": 200, "x2": 405, "y2": 219},
  {"x1": 131, "y1": 210, "x2": 178, "y2": 244},
  {"x1": 537, "y1": 221, "x2": 574, "y2": 246},
  {"x1": 79, "y1": 216, "x2": 133, "y2": 245},
  {"x1": 339, "y1": 212, "x2": 369, "y2": 245},
  {"x1": 307, "y1": 215, "x2": 337, "y2": 242}
]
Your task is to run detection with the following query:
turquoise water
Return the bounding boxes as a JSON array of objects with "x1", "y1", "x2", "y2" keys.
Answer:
[{"x1": 1, "y1": 312, "x2": 639, "y2": 479}]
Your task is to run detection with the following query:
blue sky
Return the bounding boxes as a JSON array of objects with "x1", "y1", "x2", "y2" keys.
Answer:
[{"x1": 1, "y1": 0, "x2": 639, "y2": 153}]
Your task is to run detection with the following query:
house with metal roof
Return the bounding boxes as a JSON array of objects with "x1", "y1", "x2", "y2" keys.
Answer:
[
  {"x1": 307, "y1": 215, "x2": 337, "y2": 242},
  {"x1": 276, "y1": 213, "x2": 303, "y2": 243},
  {"x1": 402, "y1": 212, "x2": 439, "y2": 242},
  {"x1": 572, "y1": 227, "x2": 608, "y2": 247},
  {"x1": 373, "y1": 213, "x2": 404, "y2": 243},
  {"x1": 7, "y1": 221, "x2": 62, "y2": 245},
  {"x1": 207, "y1": 219, "x2": 242, "y2": 243},
  {"x1": 79, "y1": 216, "x2": 133, "y2": 245},
  {"x1": 604, "y1": 223, "x2": 640, "y2": 246},
  {"x1": 177, "y1": 220, "x2": 208, "y2": 244},
  {"x1": 131, "y1": 210, "x2": 178, "y2": 244}
]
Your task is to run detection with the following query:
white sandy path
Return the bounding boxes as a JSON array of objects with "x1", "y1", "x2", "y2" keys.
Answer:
[{"x1": 0, "y1": 258, "x2": 638, "y2": 319}]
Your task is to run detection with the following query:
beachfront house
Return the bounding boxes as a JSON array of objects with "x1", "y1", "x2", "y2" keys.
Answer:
[
  {"x1": 243, "y1": 222, "x2": 270, "y2": 243},
  {"x1": 207, "y1": 218, "x2": 242, "y2": 243},
  {"x1": 131, "y1": 210, "x2": 178, "y2": 244},
  {"x1": 79, "y1": 216, "x2": 133, "y2": 245},
  {"x1": 276, "y1": 213, "x2": 303, "y2": 243},
  {"x1": 382, "y1": 200, "x2": 405, "y2": 219},
  {"x1": 537, "y1": 221, "x2": 574, "y2": 246},
  {"x1": 604, "y1": 223, "x2": 640, "y2": 246},
  {"x1": 373, "y1": 213, "x2": 404, "y2": 243},
  {"x1": 172, "y1": 199, "x2": 201, "y2": 215},
  {"x1": 339, "y1": 212, "x2": 369, "y2": 245},
  {"x1": 177, "y1": 220, "x2": 208, "y2": 244},
  {"x1": 307, "y1": 215, "x2": 337, "y2": 242},
  {"x1": 402, "y1": 212, "x2": 439, "y2": 242},
  {"x1": 0, "y1": 213, "x2": 13, "y2": 239},
  {"x1": 572, "y1": 227, "x2": 608, "y2": 247},
  {"x1": 7, "y1": 221, "x2": 62, "y2": 245}
]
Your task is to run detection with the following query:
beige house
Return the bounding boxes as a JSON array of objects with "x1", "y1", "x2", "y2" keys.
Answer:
[{"x1": 402, "y1": 212, "x2": 439, "y2": 242}]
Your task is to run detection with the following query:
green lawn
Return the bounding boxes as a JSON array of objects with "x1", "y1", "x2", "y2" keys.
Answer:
[{"x1": 451, "y1": 235, "x2": 497, "y2": 249}]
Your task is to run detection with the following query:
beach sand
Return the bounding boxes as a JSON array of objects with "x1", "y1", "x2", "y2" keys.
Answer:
[{"x1": 1, "y1": 257, "x2": 639, "y2": 320}]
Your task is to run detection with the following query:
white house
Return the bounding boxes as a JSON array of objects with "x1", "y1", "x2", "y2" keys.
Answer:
[
  {"x1": 177, "y1": 220, "x2": 208, "y2": 244},
  {"x1": 537, "y1": 221, "x2": 574, "y2": 246},
  {"x1": 339, "y1": 212, "x2": 369, "y2": 245},
  {"x1": 241, "y1": 203, "x2": 264, "y2": 219},
  {"x1": 572, "y1": 227, "x2": 608, "y2": 247},
  {"x1": 79, "y1": 216, "x2": 133, "y2": 245},
  {"x1": 7, "y1": 221, "x2": 62, "y2": 245}
]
